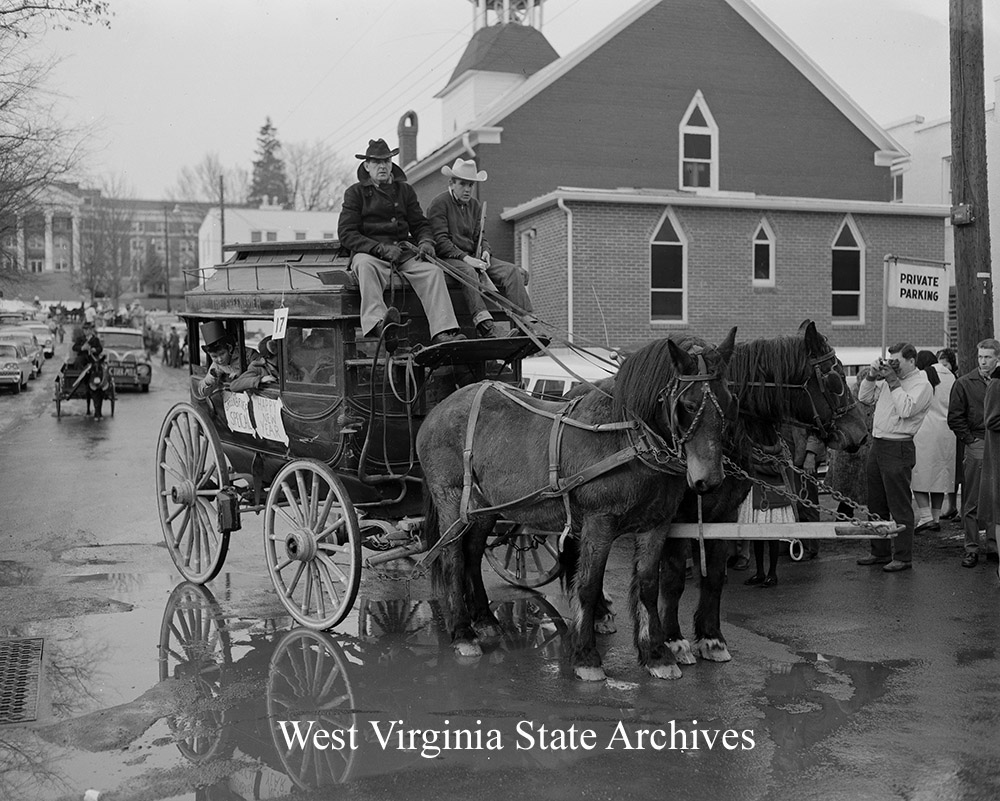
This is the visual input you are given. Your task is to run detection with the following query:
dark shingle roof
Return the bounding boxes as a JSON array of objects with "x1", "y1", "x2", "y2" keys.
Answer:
[{"x1": 446, "y1": 23, "x2": 559, "y2": 86}]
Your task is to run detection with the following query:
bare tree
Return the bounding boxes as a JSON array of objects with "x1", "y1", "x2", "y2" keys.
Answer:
[
  {"x1": 0, "y1": 0, "x2": 110, "y2": 271},
  {"x1": 0, "y1": 0, "x2": 111, "y2": 37},
  {"x1": 167, "y1": 152, "x2": 250, "y2": 206},
  {"x1": 285, "y1": 139, "x2": 354, "y2": 211},
  {"x1": 78, "y1": 175, "x2": 135, "y2": 308}
]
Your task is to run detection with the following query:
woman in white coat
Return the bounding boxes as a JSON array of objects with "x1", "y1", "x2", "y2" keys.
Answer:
[{"x1": 912, "y1": 350, "x2": 958, "y2": 531}]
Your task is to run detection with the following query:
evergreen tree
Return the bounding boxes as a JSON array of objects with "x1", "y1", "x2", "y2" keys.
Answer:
[{"x1": 248, "y1": 117, "x2": 291, "y2": 208}]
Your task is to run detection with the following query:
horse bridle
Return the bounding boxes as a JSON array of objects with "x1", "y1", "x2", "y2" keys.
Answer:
[
  {"x1": 658, "y1": 353, "x2": 735, "y2": 447},
  {"x1": 740, "y1": 348, "x2": 856, "y2": 440}
]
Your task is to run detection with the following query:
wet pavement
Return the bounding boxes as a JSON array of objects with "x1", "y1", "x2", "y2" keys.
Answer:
[{"x1": 1, "y1": 354, "x2": 1000, "y2": 800}]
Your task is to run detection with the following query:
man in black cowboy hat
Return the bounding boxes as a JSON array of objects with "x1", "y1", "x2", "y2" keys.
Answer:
[
  {"x1": 195, "y1": 320, "x2": 243, "y2": 399},
  {"x1": 70, "y1": 320, "x2": 105, "y2": 418},
  {"x1": 338, "y1": 138, "x2": 465, "y2": 350},
  {"x1": 426, "y1": 157, "x2": 534, "y2": 337}
]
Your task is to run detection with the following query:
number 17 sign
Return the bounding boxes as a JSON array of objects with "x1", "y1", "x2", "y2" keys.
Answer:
[{"x1": 272, "y1": 306, "x2": 289, "y2": 340}]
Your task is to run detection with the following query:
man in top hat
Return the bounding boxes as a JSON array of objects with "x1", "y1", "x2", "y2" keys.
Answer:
[
  {"x1": 426, "y1": 158, "x2": 534, "y2": 337},
  {"x1": 338, "y1": 138, "x2": 465, "y2": 351},
  {"x1": 195, "y1": 320, "x2": 243, "y2": 399},
  {"x1": 70, "y1": 320, "x2": 106, "y2": 418}
]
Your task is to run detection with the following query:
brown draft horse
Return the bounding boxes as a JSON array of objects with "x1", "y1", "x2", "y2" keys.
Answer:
[
  {"x1": 659, "y1": 320, "x2": 869, "y2": 667},
  {"x1": 417, "y1": 329, "x2": 737, "y2": 681}
]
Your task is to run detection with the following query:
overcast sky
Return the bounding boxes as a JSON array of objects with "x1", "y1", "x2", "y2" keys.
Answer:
[{"x1": 34, "y1": 0, "x2": 1000, "y2": 200}]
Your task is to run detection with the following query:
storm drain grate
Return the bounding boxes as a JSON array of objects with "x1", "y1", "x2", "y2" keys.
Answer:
[{"x1": 0, "y1": 637, "x2": 44, "y2": 724}]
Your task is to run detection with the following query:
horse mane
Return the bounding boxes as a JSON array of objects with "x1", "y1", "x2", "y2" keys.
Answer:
[
  {"x1": 726, "y1": 334, "x2": 816, "y2": 420},
  {"x1": 612, "y1": 334, "x2": 707, "y2": 424}
]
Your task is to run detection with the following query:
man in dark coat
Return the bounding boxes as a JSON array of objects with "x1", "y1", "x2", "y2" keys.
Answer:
[
  {"x1": 947, "y1": 338, "x2": 1000, "y2": 568},
  {"x1": 980, "y1": 362, "x2": 1000, "y2": 578},
  {"x1": 338, "y1": 138, "x2": 464, "y2": 351},
  {"x1": 71, "y1": 320, "x2": 105, "y2": 418},
  {"x1": 426, "y1": 158, "x2": 534, "y2": 337}
]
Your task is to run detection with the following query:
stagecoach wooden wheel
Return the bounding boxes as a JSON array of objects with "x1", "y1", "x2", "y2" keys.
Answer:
[
  {"x1": 267, "y1": 629, "x2": 357, "y2": 789},
  {"x1": 156, "y1": 402, "x2": 231, "y2": 583},
  {"x1": 263, "y1": 459, "x2": 361, "y2": 630},
  {"x1": 486, "y1": 523, "x2": 562, "y2": 588},
  {"x1": 157, "y1": 582, "x2": 233, "y2": 763}
]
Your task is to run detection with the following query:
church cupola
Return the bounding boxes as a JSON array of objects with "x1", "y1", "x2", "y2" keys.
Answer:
[{"x1": 436, "y1": 0, "x2": 558, "y2": 138}]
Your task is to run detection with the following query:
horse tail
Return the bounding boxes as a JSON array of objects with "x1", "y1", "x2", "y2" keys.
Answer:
[
  {"x1": 559, "y1": 535, "x2": 579, "y2": 594},
  {"x1": 423, "y1": 480, "x2": 460, "y2": 606}
]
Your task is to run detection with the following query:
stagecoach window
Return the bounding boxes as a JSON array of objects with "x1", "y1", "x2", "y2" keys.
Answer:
[
  {"x1": 831, "y1": 217, "x2": 864, "y2": 323},
  {"x1": 650, "y1": 210, "x2": 686, "y2": 323},
  {"x1": 678, "y1": 91, "x2": 718, "y2": 191},
  {"x1": 285, "y1": 325, "x2": 340, "y2": 390}
]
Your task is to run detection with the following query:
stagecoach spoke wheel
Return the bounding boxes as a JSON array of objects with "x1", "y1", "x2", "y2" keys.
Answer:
[
  {"x1": 157, "y1": 582, "x2": 233, "y2": 763},
  {"x1": 156, "y1": 403, "x2": 231, "y2": 583},
  {"x1": 486, "y1": 523, "x2": 562, "y2": 588},
  {"x1": 264, "y1": 460, "x2": 361, "y2": 630},
  {"x1": 268, "y1": 629, "x2": 357, "y2": 789}
]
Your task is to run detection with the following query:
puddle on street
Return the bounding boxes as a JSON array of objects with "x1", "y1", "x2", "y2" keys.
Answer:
[
  {"x1": 3, "y1": 579, "x2": 769, "y2": 800},
  {"x1": 761, "y1": 650, "x2": 903, "y2": 776},
  {"x1": 0, "y1": 559, "x2": 41, "y2": 587}
]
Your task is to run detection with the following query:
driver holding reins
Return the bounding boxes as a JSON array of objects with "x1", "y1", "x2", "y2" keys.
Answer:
[{"x1": 70, "y1": 320, "x2": 106, "y2": 419}]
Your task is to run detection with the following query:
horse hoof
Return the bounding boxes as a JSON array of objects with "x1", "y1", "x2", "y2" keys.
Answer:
[
  {"x1": 574, "y1": 665, "x2": 607, "y2": 682},
  {"x1": 474, "y1": 622, "x2": 503, "y2": 641},
  {"x1": 648, "y1": 663, "x2": 683, "y2": 680},
  {"x1": 454, "y1": 641, "x2": 483, "y2": 658},
  {"x1": 594, "y1": 614, "x2": 617, "y2": 635},
  {"x1": 668, "y1": 639, "x2": 697, "y2": 665},
  {"x1": 694, "y1": 638, "x2": 732, "y2": 662}
]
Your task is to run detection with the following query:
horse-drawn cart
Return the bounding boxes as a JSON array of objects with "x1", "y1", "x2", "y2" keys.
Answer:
[
  {"x1": 54, "y1": 356, "x2": 116, "y2": 419},
  {"x1": 155, "y1": 240, "x2": 544, "y2": 628}
]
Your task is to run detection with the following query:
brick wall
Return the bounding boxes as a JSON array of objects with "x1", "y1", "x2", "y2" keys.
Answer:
[{"x1": 515, "y1": 200, "x2": 947, "y2": 351}]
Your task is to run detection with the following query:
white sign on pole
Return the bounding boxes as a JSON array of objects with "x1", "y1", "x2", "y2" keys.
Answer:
[{"x1": 887, "y1": 261, "x2": 948, "y2": 312}]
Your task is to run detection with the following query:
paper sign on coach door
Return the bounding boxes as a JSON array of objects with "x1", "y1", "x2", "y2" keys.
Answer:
[{"x1": 887, "y1": 261, "x2": 948, "y2": 312}]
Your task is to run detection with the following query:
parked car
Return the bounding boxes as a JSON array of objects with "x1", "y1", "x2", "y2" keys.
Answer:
[
  {"x1": 97, "y1": 326, "x2": 152, "y2": 392},
  {"x1": 0, "y1": 342, "x2": 31, "y2": 393},
  {"x1": 521, "y1": 348, "x2": 619, "y2": 400},
  {"x1": 18, "y1": 322, "x2": 55, "y2": 359},
  {"x1": 0, "y1": 327, "x2": 43, "y2": 378}
]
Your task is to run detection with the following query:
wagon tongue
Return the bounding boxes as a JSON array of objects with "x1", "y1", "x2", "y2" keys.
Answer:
[{"x1": 410, "y1": 334, "x2": 548, "y2": 369}]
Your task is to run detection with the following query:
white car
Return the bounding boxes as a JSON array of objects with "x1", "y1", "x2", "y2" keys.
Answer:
[
  {"x1": 0, "y1": 328, "x2": 42, "y2": 378},
  {"x1": 0, "y1": 342, "x2": 31, "y2": 392},
  {"x1": 19, "y1": 322, "x2": 55, "y2": 359}
]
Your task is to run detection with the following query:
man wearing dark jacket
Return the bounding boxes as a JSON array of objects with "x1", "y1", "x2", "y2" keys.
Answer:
[
  {"x1": 338, "y1": 138, "x2": 464, "y2": 350},
  {"x1": 71, "y1": 320, "x2": 105, "y2": 418},
  {"x1": 948, "y1": 338, "x2": 1000, "y2": 568},
  {"x1": 426, "y1": 158, "x2": 533, "y2": 337}
]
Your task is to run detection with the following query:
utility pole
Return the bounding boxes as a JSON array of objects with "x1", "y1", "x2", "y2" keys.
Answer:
[
  {"x1": 950, "y1": 0, "x2": 993, "y2": 360},
  {"x1": 219, "y1": 174, "x2": 226, "y2": 264},
  {"x1": 163, "y1": 206, "x2": 171, "y2": 314}
]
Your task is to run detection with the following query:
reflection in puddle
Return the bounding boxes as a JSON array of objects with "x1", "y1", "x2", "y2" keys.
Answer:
[{"x1": 763, "y1": 651, "x2": 902, "y2": 775}]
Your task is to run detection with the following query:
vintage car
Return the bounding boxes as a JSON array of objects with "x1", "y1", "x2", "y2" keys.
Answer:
[
  {"x1": 0, "y1": 327, "x2": 42, "y2": 378},
  {"x1": 19, "y1": 321, "x2": 55, "y2": 358},
  {"x1": 0, "y1": 341, "x2": 32, "y2": 392},
  {"x1": 97, "y1": 326, "x2": 152, "y2": 392}
]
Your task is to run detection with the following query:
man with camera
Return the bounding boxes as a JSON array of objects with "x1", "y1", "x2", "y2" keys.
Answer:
[{"x1": 857, "y1": 343, "x2": 932, "y2": 572}]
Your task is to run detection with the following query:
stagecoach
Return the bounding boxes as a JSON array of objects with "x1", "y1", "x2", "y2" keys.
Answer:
[{"x1": 155, "y1": 240, "x2": 546, "y2": 629}]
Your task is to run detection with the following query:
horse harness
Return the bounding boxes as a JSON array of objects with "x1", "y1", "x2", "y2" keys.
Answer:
[
  {"x1": 738, "y1": 348, "x2": 855, "y2": 441},
  {"x1": 458, "y1": 364, "x2": 726, "y2": 535}
]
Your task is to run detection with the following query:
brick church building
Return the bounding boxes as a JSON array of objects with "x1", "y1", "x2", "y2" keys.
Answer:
[{"x1": 401, "y1": 0, "x2": 948, "y2": 350}]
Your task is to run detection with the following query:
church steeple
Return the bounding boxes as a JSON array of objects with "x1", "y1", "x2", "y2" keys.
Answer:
[
  {"x1": 437, "y1": 0, "x2": 558, "y2": 138},
  {"x1": 468, "y1": 0, "x2": 546, "y2": 30}
]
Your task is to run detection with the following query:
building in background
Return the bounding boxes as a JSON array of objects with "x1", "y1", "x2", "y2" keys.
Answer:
[
  {"x1": 401, "y1": 0, "x2": 949, "y2": 350},
  {"x1": 197, "y1": 203, "x2": 340, "y2": 272}
]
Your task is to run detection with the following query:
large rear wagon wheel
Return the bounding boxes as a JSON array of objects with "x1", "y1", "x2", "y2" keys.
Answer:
[
  {"x1": 156, "y1": 403, "x2": 230, "y2": 583},
  {"x1": 264, "y1": 460, "x2": 361, "y2": 630},
  {"x1": 486, "y1": 523, "x2": 562, "y2": 588}
]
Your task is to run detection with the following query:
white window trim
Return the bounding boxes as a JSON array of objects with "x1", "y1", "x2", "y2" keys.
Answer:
[
  {"x1": 890, "y1": 168, "x2": 904, "y2": 203},
  {"x1": 650, "y1": 207, "x2": 688, "y2": 325},
  {"x1": 678, "y1": 90, "x2": 719, "y2": 192},
  {"x1": 831, "y1": 214, "x2": 866, "y2": 326},
  {"x1": 752, "y1": 217, "x2": 776, "y2": 288}
]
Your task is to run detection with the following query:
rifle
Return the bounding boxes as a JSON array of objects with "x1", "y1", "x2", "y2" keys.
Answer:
[{"x1": 474, "y1": 201, "x2": 487, "y2": 266}]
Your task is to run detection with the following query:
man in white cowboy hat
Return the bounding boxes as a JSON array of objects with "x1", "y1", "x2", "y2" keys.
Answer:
[
  {"x1": 426, "y1": 158, "x2": 534, "y2": 337},
  {"x1": 338, "y1": 138, "x2": 465, "y2": 351}
]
